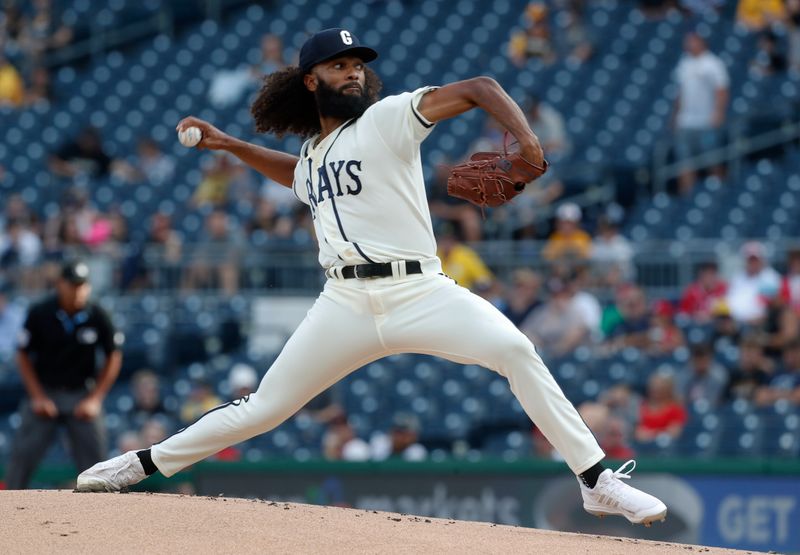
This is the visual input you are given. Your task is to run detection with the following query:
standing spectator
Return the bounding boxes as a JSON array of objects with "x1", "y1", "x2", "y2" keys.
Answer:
[
  {"x1": 0, "y1": 52, "x2": 25, "y2": 107},
  {"x1": 49, "y1": 127, "x2": 112, "y2": 181},
  {"x1": 436, "y1": 223, "x2": 493, "y2": 291},
  {"x1": 509, "y1": 2, "x2": 557, "y2": 66},
  {"x1": 677, "y1": 342, "x2": 729, "y2": 406},
  {"x1": 5, "y1": 261, "x2": 123, "y2": 488},
  {"x1": 543, "y1": 202, "x2": 592, "y2": 262},
  {"x1": 591, "y1": 213, "x2": 635, "y2": 288},
  {"x1": 780, "y1": 248, "x2": 800, "y2": 315},
  {"x1": 678, "y1": 261, "x2": 728, "y2": 323},
  {"x1": 635, "y1": 373, "x2": 688, "y2": 443},
  {"x1": 521, "y1": 278, "x2": 589, "y2": 357},
  {"x1": 726, "y1": 241, "x2": 781, "y2": 324},
  {"x1": 502, "y1": 268, "x2": 543, "y2": 327},
  {"x1": 0, "y1": 280, "x2": 25, "y2": 361},
  {"x1": 525, "y1": 96, "x2": 571, "y2": 162},
  {"x1": 755, "y1": 339, "x2": 800, "y2": 406},
  {"x1": 672, "y1": 32, "x2": 729, "y2": 195},
  {"x1": 183, "y1": 210, "x2": 243, "y2": 295},
  {"x1": 725, "y1": 335, "x2": 773, "y2": 402}
]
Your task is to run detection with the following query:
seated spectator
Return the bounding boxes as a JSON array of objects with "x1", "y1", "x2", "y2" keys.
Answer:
[
  {"x1": 322, "y1": 412, "x2": 370, "y2": 461},
  {"x1": 678, "y1": 261, "x2": 728, "y2": 323},
  {"x1": 558, "y1": 7, "x2": 594, "y2": 67},
  {"x1": 677, "y1": 342, "x2": 729, "y2": 406},
  {"x1": 436, "y1": 223, "x2": 493, "y2": 291},
  {"x1": 725, "y1": 335, "x2": 774, "y2": 402},
  {"x1": 758, "y1": 280, "x2": 799, "y2": 360},
  {"x1": 49, "y1": 127, "x2": 112, "y2": 180},
  {"x1": 736, "y1": 0, "x2": 785, "y2": 31},
  {"x1": 604, "y1": 286, "x2": 651, "y2": 352},
  {"x1": 254, "y1": 34, "x2": 288, "y2": 77},
  {"x1": 20, "y1": 0, "x2": 74, "y2": 59},
  {"x1": 228, "y1": 363, "x2": 258, "y2": 398},
  {"x1": 135, "y1": 138, "x2": 176, "y2": 186},
  {"x1": 246, "y1": 197, "x2": 279, "y2": 240},
  {"x1": 750, "y1": 30, "x2": 787, "y2": 77},
  {"x1": 369, "y1": 413, "x2": 427, "y2": 462},
  {"x1": 726, "y1": 241, "x2": 781, "y2": 324},
  {"x1": 578, "y1": 402, "x2": 635, "y2": 460},
  {"x1": 502, "y1": 268, "x2": 543, "y2": 327},
  {"x1": 140, "y1": 416, "x2": 169, "y2": 446},
  {"x1": 24, "y1": 65, "x2": 51, "y2": 106},
  {"x1": 114, "y1": 431, "x2": 145, "y2": 457},
  {"x1": 710, "y1": 300, "x2": 741, "y2": 349},
  {"x1": 648, "y1": 300, "x2": 686, "y2": 355},
  {"x1": 183, "y1": 210, "x2": 243, "y2": 295},
  {"x1": 180, "y1": 380, "x2": 223, "y2": 424},
  {"x1": 591, "y1": 212, "x2": 635, "y2": 289},
  {"x1": 569, "y1": 266, "x2": 602, "y2": 341},
  {"x1": 0, "y1": 280, "x2": 25, "y2": 361},
  {"x1": 780, "y1": 248, "x2": 800, "y2": 315},
  {"x1": 509, "y1": 2, "x2": 556, "y2": 67},
  {"x1": 756, "y1": 339, "x2": 800, "y2": 406},
  {"x1": 635, "y1": 373, "x2": 688, "y2": 443},
  {"x1": 543, "y1": 203, "x2": 592, "y2": 262},
  {"x1": 0, "y1": 218, "x2": 42, "y2": 270},
  {"x1": 0, "y1": 52, "x2": 25, "y2": 107},
  {"x1": 521, "y1": 277, "x2": 589, "y2": 358},
  {"x1": 600, "y1": 383, "x2": 642, "y2": 429},
  {"x1": 126, "y1": 369, "x2": 171, "y2": 427}
]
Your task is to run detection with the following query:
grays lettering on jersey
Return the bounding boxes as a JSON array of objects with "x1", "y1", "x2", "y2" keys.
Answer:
[{"x1": 292, "y1": 86, "x2": 438, "y2": 268}]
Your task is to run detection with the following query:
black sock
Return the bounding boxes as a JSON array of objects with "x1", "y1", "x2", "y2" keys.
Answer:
[
  {"x1": 136, "y1": 449, "x2": 159, "y2": 476},
  {"x1": 579, "y1": 462, "x2": 605, "y2": 489}
]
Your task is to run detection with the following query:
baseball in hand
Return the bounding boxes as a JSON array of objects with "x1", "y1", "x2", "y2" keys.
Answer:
[{"x1": 178, "y1": 126, "x2": 203, "y2": 147}]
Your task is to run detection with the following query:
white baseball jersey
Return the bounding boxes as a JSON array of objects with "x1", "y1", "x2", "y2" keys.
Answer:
[{"x1": 292, "y1": 86, "x2": 439, "y2": 269}]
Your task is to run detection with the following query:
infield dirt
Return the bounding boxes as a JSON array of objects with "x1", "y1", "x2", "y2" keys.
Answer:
[{"x1": 0, "y1": 490, "x2": 764, "y2": 554}]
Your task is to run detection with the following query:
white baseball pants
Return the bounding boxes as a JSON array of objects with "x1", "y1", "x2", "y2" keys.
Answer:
[{"x1": 151, "y1": 259, "x2": 604, "y2": 476}]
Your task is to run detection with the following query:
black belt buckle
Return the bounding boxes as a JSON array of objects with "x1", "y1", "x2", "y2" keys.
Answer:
[{"x1": 353, "y1": 264, "x2": 367, "y2": 279}]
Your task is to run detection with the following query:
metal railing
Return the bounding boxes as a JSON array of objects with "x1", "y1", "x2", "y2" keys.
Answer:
[
  {"x1": 652, "y1": 118, "x2": 800, "y2": 194},
  {"x1": 2, "y1": 238, "x2": 797, "y2": 299}
]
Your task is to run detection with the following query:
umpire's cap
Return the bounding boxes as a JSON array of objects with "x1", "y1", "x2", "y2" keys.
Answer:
[
  {"x1": 299, "y1": 28, "x2": 378, "y2": 73},
  {"x1": 61, "y1": 260, "x2": 90, "y2": 285}
]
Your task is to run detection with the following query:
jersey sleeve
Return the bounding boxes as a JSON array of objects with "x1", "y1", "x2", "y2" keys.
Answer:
[
  {"x1": 16, "y1": 307, "x2": 38, "y2": 353},
  {"x1": 366, "y1": 86, "x2": 438, "y2": 162},
  {"x1": 96, "y1": 306, "x2": 123, "y2": 355}
]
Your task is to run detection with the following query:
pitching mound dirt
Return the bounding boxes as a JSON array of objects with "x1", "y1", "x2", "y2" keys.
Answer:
[{"x1": 1, "y1": 490, "x2": 761, "y2": 554}]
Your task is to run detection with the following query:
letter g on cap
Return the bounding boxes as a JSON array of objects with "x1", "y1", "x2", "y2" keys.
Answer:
[{"x1": 340, "y1": 30, "x2": 353, "y2": 45}]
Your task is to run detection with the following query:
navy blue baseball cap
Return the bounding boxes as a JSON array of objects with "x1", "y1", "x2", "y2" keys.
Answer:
[
  {"x1": 299, "y1": 28, "x2": 378, "y2": 73},
  {"x1": 61, "y1": 260, "x2": 90, "y2": 285}
]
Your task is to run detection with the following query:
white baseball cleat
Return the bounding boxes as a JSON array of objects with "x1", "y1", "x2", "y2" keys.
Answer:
[
  {"x1": 578, "y1": 460, "x2": 668, "y2": 526},
  {"x1": 76, "y1": 451, "x2": 147, "y2": 492}
]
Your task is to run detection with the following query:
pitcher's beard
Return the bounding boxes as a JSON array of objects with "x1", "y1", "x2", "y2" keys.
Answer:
[{"x1": 315, "y1": 80, "x2": 371, "y2": 120}]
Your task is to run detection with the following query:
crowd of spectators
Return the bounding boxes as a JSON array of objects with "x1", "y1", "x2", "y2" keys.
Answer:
[{"x1": 0, "y1": 0, "x2": 67, "y2": 108}]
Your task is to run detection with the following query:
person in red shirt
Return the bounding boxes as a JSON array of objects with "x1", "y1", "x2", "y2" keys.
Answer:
[
  {"x1": 635, "y1": 373, "x2": 688, "y2": 443},
  {"x1": 679, "y1": 261, "x2": 728, "y2": 323}
]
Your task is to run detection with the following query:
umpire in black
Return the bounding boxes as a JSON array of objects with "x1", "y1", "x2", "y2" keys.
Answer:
[{"x1": 5, "y1": 260, "x2": 123, "y2": 488}]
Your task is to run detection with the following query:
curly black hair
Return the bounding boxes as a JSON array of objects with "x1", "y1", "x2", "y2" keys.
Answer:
[{"x1": 250, "y1": 66, "x2": 383, "y2": 138}]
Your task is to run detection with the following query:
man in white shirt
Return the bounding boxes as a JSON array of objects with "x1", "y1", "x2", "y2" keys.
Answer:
[
  {"x1": 727, "y1": 241, "x2": 781, "y2": 324},
  {"x1": 672, "y1": 32, "x2": 729, "y2": 195},
  {"x1": 78, "y1": 28, "x2": 666, "y2": 527}
]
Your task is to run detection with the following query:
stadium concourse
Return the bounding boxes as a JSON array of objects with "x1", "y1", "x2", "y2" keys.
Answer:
[{"x1": 1, "y1": 0, "x2": 800, "y2": 482}]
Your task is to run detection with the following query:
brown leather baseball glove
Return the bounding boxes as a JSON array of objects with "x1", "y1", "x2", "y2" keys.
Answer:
[{"x1": 447, "y1": 143, "x2": 548, "y2": 208}]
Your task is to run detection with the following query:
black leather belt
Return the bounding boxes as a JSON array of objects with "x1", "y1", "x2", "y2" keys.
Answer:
[{"x1": 340, "y1": 260, "x2": 422, "y2": 279}]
